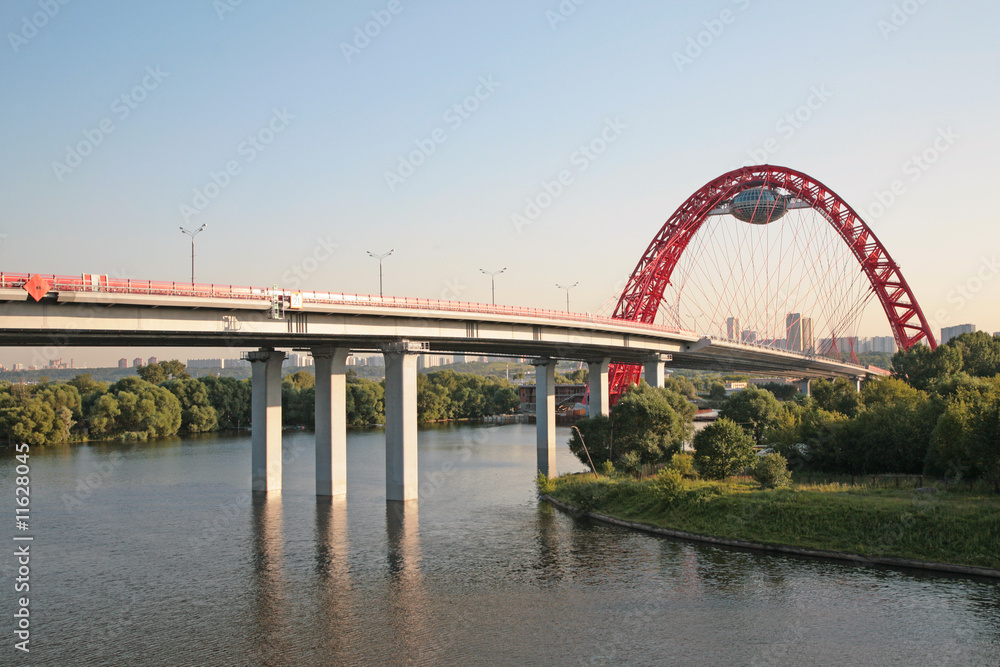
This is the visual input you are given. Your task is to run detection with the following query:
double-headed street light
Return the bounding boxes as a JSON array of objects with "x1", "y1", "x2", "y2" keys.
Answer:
[
  {"x1": 366, "y1": 249, "x2": 394, "y2": 297},
  {"x1": 179, "y1": 224, "x2": 206, "y2": 284},
  {"x1": 556, "y1": 281, "x2": 578, "y2": 312},
  {"x1": 480, "y1": 267, "x2": 506, "y2": 306}
]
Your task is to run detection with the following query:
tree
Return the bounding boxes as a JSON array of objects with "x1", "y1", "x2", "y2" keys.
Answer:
[
  {"x1": 568, "y1": 415, "x2": 614, "y2": 467},
  {"x1": 664, "y1": 376, "x2": 698, "y2": 400},
  {"x1": 719, "y1": 385, "x2": 782, "y2": 445},
  {"x1": 756, "y1": 381, "x2": 799, "y2": 401},
  {"x1": 811, "y1": 378, "x2": 861, "y2": 417},
  {"x1": 198, "y1": 376, "x2": 251, "y2": 429},
  {"x1": 136, "y1": 360, "x2": 190, "y2": 384},
  {"x1": 94, "y1": 377, "x2": 182, "y2": 439},
  {"x1": 693, "y1": 417, "x2": 756, "y2": 480},
  {"x1": 950, "y1": 331, "x2": 1000, "y2": 378},
  {"x1": 162, "y1": 378, "x2": 218, "y2": 433},
  {"x1": 283, "y1": 370, "x2": 315, "y2": 390},
  {"x1": 609, "y1": 383, "x2": 693, "y2": 464},
  {"x1": 892, "y1": 344, "x2": 962, "y2": 390},
  {"x1": 753, "y1": 452, "x2": 793, "y2": 489},
  {"x1": 347, "y1": 377, "x2": 384, "y2": 426},
  {"x1": 708, "y1": 382, "x2": 727, "y2": 401}
]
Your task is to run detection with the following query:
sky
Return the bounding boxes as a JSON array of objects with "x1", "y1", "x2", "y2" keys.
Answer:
[{"x1": 1, "y1": 0, "x2": 998, "y2": 367}]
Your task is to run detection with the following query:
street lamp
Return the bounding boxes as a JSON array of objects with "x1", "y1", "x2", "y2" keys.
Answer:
[
  {"x1": 179, "y1": 224, "x2": 206, "y2": 284},
  {"x1": 480, "y1": 267, "x2": 506, "y2": 306},
  {"x1": 556, "y1": 281, "x2": 578, "y2": 312},
  {"x1": 366, "y1": 249, "x2": 394, "y2": 297}
]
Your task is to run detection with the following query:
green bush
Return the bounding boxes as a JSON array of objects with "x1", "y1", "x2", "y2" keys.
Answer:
[
  {"x1": 753, "y1": 452, "x2": 792, "y2": 489},
  {"x1": 669, "y1": 452, "x2": 697, "y2": 478},
  {"x1": 599, "y1": 460, "x2": 616, "y2": 476},
  {"x1": 650, "y1": 467, "x2": 685, "y2": 504},
  {"x1": 535, "y1": 471, "x2": 556, "y2": 495},
  {"x1": 619, "y1": 450, "x2": 642, "y2": 475},
  {"x1": 693, "y1": 417, "x2": 756, "y2": 480}
]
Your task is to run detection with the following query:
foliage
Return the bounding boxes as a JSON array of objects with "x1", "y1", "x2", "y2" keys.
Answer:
[
  {"x1": 719, "y1": 385, "x2": 782, "y2": 444},
  {"x1": 892, "y1": 343, "x2": 963, "y2": 390},
  {"x1": 136, "y1": 360, "x2": 190, "y2": 384},
  {"x1": 0, "y1": 385, "x2": 72, "y2": 446},
  {"x1": 610, "y1": 383, "x2": 693, "y2": 464},
  {"x1": 346, "y1": 376, "x2": 385, "y2": 426},
  {"x1": 161, "y1": 378, "x2": 217, "y2": 434},
  {"x1": 810, "y1": 377, "x2": 861, "y2": 417},
  {"x1": 568, "y1": 415, "x2": 613, "y2": 466},
  {"x1": 708, "y1": 382, "x2": 727, "y2": 401},
  {"x1": 416, "y1": 370, "x2": 519, "y2": 422},
  {"x1": 755, "y1": 381, "x2": 799, "y2": 401},
  {"x1": 693, "y1": 417, "x2": 756, "y2": 480},
  {"x1": 663, "y1": 376, "x2": 698, "y2": 400},
  {"x1": 555, "y1": 368, "x2": 588, "y2": 384},
  {"x1": 91, "y1": 377, "x2": 182, "y2": 439},
  {"x1": 198, "y1": 376, "x2": 251, "y2": 429},
  {"x1": 669, "y1": 452, "x2": 696, "y2": 478},
  {"x1": 753, "y1": 452, "x2": 792, "y2": 489},
  {"x1": 650, "y1": 467, "x2": 685, "y2": 503},
  {"x1": 599, "y1": 460, "x2": 616, "y2": 476},
  {"x1": 535, "y1": 470, "x2": 556, "y2": 495}
]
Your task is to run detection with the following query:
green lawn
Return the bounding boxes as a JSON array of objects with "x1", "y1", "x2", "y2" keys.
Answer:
[{"x1": 544, "y1": 474, "x2": 1000, "y2": 570}]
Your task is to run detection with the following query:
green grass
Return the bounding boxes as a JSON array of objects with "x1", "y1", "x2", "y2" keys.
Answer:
[{"x1": 546, "y1": 473, "x2": 1000, "y2": 570}]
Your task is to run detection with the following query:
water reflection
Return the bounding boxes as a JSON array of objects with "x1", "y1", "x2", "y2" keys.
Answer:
[
  {"x1": 385, "y1": 500, "x2": 440, "y2": 662},
  {"x1": 312, "y1": 496, "x2": 359, "y2": 659},
  {"x1": 249, "y1": 493, "x2": 289, "y2": 662},
  {"x1": 533, "y1": 503, "x2": 566, "y2": 583}
]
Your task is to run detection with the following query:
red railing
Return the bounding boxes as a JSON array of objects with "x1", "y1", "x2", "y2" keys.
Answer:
[{"x1": 0, "y1": 272, "x2": 697, "y2": 337}]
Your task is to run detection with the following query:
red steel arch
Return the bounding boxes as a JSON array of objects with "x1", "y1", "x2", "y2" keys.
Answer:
[{"x1": 609, "y1": 165, "x2": 936, "y2": 400}]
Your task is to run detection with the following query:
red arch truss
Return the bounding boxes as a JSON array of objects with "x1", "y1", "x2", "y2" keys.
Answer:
[{"x1": 609, "y1": 165, "x2": 936, "y2": 401}]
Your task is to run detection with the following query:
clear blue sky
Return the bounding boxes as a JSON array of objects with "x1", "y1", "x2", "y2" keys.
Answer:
[{"x1": 2, "y1": 0, "x2": 998, "y2": 366}]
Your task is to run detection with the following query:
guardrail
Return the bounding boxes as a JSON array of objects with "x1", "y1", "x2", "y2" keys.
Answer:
[{"x1": 0, "y1": 272, "x2": 696, "y2": 337}]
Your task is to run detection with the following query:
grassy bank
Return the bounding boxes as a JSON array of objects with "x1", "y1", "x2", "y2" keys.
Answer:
[{"x1": 543, "y1": 474, "x2": 1000, "y2": 570}]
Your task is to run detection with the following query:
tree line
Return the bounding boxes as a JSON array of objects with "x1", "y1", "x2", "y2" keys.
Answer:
[
  {"x1": 0, "y1": 361, "x2": 520, "y2": 445},
  {"x1": 566, "y1": 331, "x2": 1000, "y2": 491}
]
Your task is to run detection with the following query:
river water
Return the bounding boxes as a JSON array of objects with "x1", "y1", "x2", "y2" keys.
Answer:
[{"x1": 2, "y1": 424, "x2": 998, "y2": 666}]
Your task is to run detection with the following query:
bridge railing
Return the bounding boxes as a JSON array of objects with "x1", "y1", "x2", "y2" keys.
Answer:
[{"x1": 0, "y1": 272, "x2": 697, "y2": 337}]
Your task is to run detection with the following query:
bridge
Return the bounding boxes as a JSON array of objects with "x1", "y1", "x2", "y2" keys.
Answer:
[{"x1": 0, "y1": 165, "x2": 933, "y2": 504}]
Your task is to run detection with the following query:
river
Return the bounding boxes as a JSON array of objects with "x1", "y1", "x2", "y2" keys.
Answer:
[{"x1": 2, "y1": 424, "x2": 998, "y2": 665}]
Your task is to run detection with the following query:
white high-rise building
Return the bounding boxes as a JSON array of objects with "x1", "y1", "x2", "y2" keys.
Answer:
[{"x1": 941, "y1": 324, "x2": 976, "y2": 345}]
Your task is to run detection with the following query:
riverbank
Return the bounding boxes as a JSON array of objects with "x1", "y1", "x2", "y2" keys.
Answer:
[{"x1": 541, "y1": 474, "x2": 1000, "y2": 575}]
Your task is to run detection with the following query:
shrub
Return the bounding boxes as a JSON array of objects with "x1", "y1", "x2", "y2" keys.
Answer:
[
  {"x1": 650, "y1": 467, "x2": 685, "y2": 504},
  {"x1": 535, "y1": 471, "x2": 555, "y2": 495},
  {"x1": 599, "y1": 460, "x2": 616, "y2": 477},
  {"x1": 669, "y1": 452, "x2": 697, "y2": 478},
  {"x1": 693, "y1": 417, "x2": 756, "y2": 480},
  {"x1": 753, "y1": 452, "x2": 792, "y2": 489},
  {"x1": 619, "y1": 451, "x2": 642, "y2": 475}
]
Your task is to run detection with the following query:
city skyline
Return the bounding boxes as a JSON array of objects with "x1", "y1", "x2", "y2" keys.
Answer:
[{"x1": 2, "y1": 2, "x2": 998, "y2": 366}]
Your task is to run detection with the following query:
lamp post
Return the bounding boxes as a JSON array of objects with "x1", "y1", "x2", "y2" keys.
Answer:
[
  {"x1": 179, "y1": 224, "x2": 206, "y2": 284},
  {"x1": 556, "y1": 281, "x2": 578, "y2": 312},
  {"x1": 366, "y1": 249, "x2": 394, "y2": 297},
  {"x1": 479, "y1": 267, "x2": 506, "y2": 306}
]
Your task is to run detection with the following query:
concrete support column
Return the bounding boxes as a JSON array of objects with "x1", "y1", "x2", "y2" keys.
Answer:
[
  {"x1": 248, "y1": 348, "x2": 286, "y2": 492},
  {"x1": 798, "y1": 379, "x2": 812, "y2": 397},
  {"x1": 383, "y1": 342, "x2": 424, "y2": 502},
  {"x1": 532, "y1": 358, "x2": 557, "y2": 478},
  {"x1": 643, "y1": 353, "x2": 671, "y2": 389},
  {"x1": 853, "y1": 377, "x2": 863, "y2": 392},
  {"x1": 586, "y1": 357, "x2": 611, "y2": 418},
  {"x1": 313, "y1": 347, "x2": 350, "y2": 497}
]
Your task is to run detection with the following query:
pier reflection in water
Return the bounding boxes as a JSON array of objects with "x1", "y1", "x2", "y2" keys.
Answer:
[{"x1": 7, "y1": 425, "x2": 999, "y2": 666}]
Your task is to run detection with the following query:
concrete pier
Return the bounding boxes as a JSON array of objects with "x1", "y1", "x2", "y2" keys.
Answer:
[
  {"x1": 383, "y1": 342, "x2": 425, "y2": 501},
  {"x1": 248, "y1": 348, "x2": 286, "y2": 492},
  {"x1": 313, "y1": 347, "x2": 350, "y2": 497},
  {"x1": 643, "y1": 353, "x2": 671, "y2": 389},
  {"x1": 532, "y1": 358, "x2": 557, "y2": 477},
  {"x1": 586, "y1": 357, "x2": 611, "y2": 418}
]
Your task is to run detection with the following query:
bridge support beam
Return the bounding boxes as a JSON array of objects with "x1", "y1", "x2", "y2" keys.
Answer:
[
  {"x1": 383, "y1": 342, "x2": 424, "y2": 502},
  {"x1": 248, "y1": 348, "x2": 286, "y2": 492},
  {"x1": 532, "y1": 358, "x2": 557, "y2": 478},
  {"x1": 586, "y1": 357, "x2": 611, "y2": 418},
  {"x1": 643, "y1": 353, "x2": 671, "y2": 389},
  {"x1": 798, "y1": 379, "x2": 812, "y2": 397},
  {"x1": 853, "y1": 377, "x2": 863, "y2": 392},
  {"x1": 313, "y1": 347, "x2": 350, "y2": 497}
]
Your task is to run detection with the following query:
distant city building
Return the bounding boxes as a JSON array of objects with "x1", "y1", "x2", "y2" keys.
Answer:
[
  {"x1": 725, "y1": 317, "x2": 741, "y2": 341},
  {"x1": 941, "y1": 324, "x2": 976, "y2": 345},
  {"x1": 147, "y1": 356, "x2": 157, "y2": 366},
  {"x1": 118, "y1": 358, "x2": 128, "y2": 369},
  {"x1": 740, "y1": 329, "x2": 757, "y2": 344},
  {"x1": 133, "y1": 358, "x2": 143, "y2": 367},
  {"x1": 13, "y1": 363, "x2": 24, "y2": 371},
  {"x1": 188, "y1": 358, "x2": 224, "y2": 369},
  {"x1": 862, "y1": 336, "x2": 897, "y2": 354},
  {"x1": 724, "y1": 381, "x2": 748, "y2": 395},
  {"x1": 785, "y1": 313, "x2": 814, "y2": 353},
  {"x1": 284, "y1": 353, "x2": 314, "y2": 368}
]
